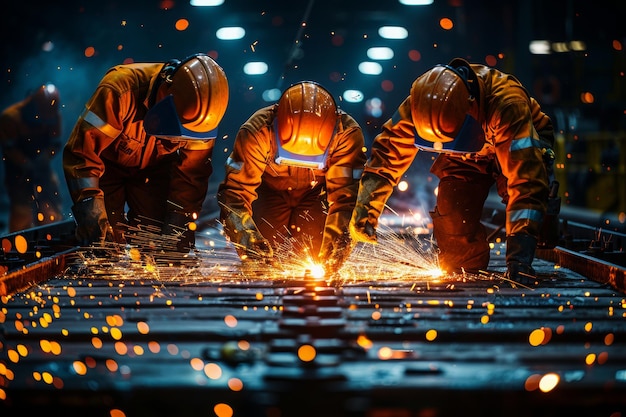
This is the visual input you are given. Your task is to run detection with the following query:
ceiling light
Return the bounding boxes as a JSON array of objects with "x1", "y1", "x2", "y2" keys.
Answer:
[
  {"x1": 529, "y1": 40, "x2": 551, "y2": 55},
  {"x1": 216, "y1": 27, "x2": 245, "y2": 40},
  {"x1": 243, "y1": 61, "x2": 268, "y2": 75},
  {"x1": 262, "y1": 88, "x2": 282, "y2": 102},
  {"x1": 358, "y1": 61, "x2": 383, "y2": 75},
  {"x1": 342, "y1": 90, "x2": 364, "y2": 103},
  {"x1": 398, "y1": 0, "x2": 433, "y2": 4},
  {"x1": 378, "y1": 26, "x2": 408, "y2": 40},
  {"x1": 367, "y1": 47, "x2": 394, "y2": 60},
  {"x1": 190, "y1": 0, "x2": 224, "y2": 6}
]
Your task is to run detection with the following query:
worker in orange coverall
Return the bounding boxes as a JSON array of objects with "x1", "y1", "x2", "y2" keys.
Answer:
[
  {"x1": 217, "y1": 81, "x2": 366, "y2": 274},
  {"x1": 349, "y1": 58, "x2": 560, "y2": 284},
  {"x1": 0, "y1": 83, "x2": 64, "y2": 232},
  {"x1": 63, "y1": 54, "x2": 229, "y2": 252}
]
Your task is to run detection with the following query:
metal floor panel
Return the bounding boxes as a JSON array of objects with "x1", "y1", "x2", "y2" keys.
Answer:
[{"x1": 2, "y1": 221, "x2": 626, "y2": 417}]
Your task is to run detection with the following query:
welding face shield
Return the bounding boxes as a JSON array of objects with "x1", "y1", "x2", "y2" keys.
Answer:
[
  {"x1": 144, "y1": 53, "x2": 229, "y2": 141},
  {"x1": 274, "y1": 81, "x2": 338, "y2": 169},
  {"x1": 411, "y1": 59, "x2": 484, "y2": 154}
]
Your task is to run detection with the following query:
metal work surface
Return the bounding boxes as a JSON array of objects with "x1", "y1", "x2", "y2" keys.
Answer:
[{"x1": 1, "y1": 219, "x2": 626, "y2": 417}]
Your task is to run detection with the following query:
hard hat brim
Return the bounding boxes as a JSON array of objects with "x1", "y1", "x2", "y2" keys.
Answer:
[{"x1": 414, "y1": 114, "x2": 485, "y2": 154}]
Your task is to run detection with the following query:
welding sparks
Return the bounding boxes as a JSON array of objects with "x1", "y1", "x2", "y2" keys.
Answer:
[{"x1": 63, "y1": 213, "x2": 511, "y2": 289}]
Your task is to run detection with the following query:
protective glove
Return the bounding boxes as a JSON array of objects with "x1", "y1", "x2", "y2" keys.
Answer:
[
  {"x1": 505, "y1": 234, "x2": 538, "y2": 285},
  {"x1": 349, "y1": 173, "x2": 395, "y2": 244},
  {"x1": 223, "y1": 210, "x2": 274, "y2": 261},
  {"x1": 319, "y1": 211, "x2": 353, "y2": 276},
  {"x1": 162, "y1": 210, "x2": 196, "y2": 253},
  {"x1": 71, "y1": 196, "x2": 114, "y2": 247}
]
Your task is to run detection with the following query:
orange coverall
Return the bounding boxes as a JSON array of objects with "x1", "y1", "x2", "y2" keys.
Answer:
[
  {"x1": 363, "y1": 63, "x2": 556, "y2": 273},
  {"x1": 217, "y1": 105, "x2": 366, "y2": 261},
  {"x1": 63, "y1": 63, "x2": 215, "y2": 246}
]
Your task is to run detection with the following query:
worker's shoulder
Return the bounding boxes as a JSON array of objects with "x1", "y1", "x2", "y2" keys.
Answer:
[
  {"x1": 337, "y1": 109, "x2": 362, "y2": 131},
  {"x1": 241, "y1": 105, "x2": 275, "y2": 132},
  {"x1": 98, "y1": 63, "x2": 162, "y2": 94}
]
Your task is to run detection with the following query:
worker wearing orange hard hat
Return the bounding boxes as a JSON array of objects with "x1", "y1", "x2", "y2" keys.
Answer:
[
  {"x1": 350, "y1": 58, "x2": 560, "y2": 284},
  {"x1": 63, "y1": 53, "x2": 229, "y2": 252},
  {"x1": 217, "y1": 81, "x2": 366, "y2": 274}
]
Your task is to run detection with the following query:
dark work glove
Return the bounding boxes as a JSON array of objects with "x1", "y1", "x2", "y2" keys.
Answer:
[
  {"x1": 71, "y1": 196, "x2": 114, "y2": 247},
  {"x1": 223, "y1": 211, "x2": 274, "y2": 261},
  {"x1": 349, "y1": 173, "x2": 395, "y2": 244},
  {"x1": 319, "y1": 211, "x2": 353, "y2": 276},
  {"x1": 161, "y1": 210, "x2": 196, "y2": 253},
  {"x1": 505, "y1": 234, "x2": 538, "y2": 285}
]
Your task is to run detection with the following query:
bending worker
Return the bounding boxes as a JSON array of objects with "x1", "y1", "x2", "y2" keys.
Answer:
[
  {"x1": 63, "y1": 53, "x2": 229, "y2": 252},
  {"x1": 217, "y1": 81, "x2": 366, "y2": 274},
  {"x1": 0, "y1": 83, "x2": 64, "y2": 232},
  {"x1": 349, "y1": 58, "x2": 560, "y2": 284}
]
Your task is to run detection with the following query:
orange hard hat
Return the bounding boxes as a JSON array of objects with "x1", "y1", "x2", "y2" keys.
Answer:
[
  {"x1": 145, "y1": 53, "x2": 229, "y2": 140},
  {"x1": 275, "y1": 81, "x2": 337, "y2": 157},
  {"x1": 410, "y1": 58, "x2": 483, "y2": 153}
]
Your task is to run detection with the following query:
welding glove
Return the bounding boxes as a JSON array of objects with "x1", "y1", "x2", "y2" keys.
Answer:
[
  {"x1": 349, "y1": 173, "x2": 395, "y2": 244},
  {"x1": 223, "y1": 210, "x2": 274, "y2": 261},
  {"x1": 319, "y1": 211, "x2": 354, "y2": 275},
  {"x1": 505, "y1": 234, "x2": 538, "y2": 285},
  {"x1": 161, "y1": 209, "x2": 195, "y2": 253},
  {"x1": 71, "y1": 196, "x2": 114, "y2": 247}
]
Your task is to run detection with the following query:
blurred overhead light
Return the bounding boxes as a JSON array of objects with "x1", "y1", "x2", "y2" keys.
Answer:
[
  {"x1": 552, "y1": 42, "x2": 569, "y2": 53},
  {"x1": 367, "y1": 47, "x2": 394, "y2": 60},
  {"x1": 365, "y1": 97, "x2": 383, "y2": 118},
  {"x1": 378, "y1": 26, "x2": 408, "y2": 40},
  {"x1": 216, "y1": 27, "x2": 245, "y2": 40},
  {"x1": 190, "y1": 0, "x2": 224, "y2": 6},
  {"x1": 358, "y1": 61, "x2": 383, "y2": 75},
  {"x1": 342, "y1": 90, "x2": 364, "y2": 103},
  {"x1": 529, "y1": 40, "x2": 551, "y2": 55},
  {"x1": 569, "y1": 40, "x2": 586, "y2": 51},
  {"x1": 243, "y1": 61, "x2": 268, "y2": 75},
  {"x1": 398, "y1": 0, "x2": 434, "y2": 4},
  {"x1": 262, "y1": 88, "x2": 281, "y2": 102}
]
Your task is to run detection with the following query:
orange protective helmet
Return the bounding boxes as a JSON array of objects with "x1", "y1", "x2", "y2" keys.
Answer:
[
  {"x1": 145, "y1": 54, "x2": 229, "y2": 139},
  {"x1": 410, "y1": 58, "x2": 483, "y2": 152},
  {"x1": 275, "y1": 81, "x2": 337, "y2": 157}
]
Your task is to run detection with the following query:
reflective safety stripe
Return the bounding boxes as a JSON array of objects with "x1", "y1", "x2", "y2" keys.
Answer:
[
  {"x1": 510, "y1": 136, "x2": 542, "y2": 152},
  {"x1": 82, "y1": 108, "x2": 121, "y2": 138},
  {"x1": 508, "y1": 208, "x2": 543, "y2": 224},
  {"x1": 226, "y1": 156, "x2": 243, "y2": 171},
  {"x1": 182, "y1": 139, "x2": 214, "y2": 150}
]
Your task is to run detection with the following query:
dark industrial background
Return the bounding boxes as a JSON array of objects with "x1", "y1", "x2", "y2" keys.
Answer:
[
  {"x1": 1, "y1": 0, "x2": 625, "y2": 232},
  {"x1": 2, "y1": 2, "x2": 626, "y2": 416}
]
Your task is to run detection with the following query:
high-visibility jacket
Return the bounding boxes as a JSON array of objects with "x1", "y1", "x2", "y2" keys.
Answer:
[
  {"x1": 63, "y1": 63, "x2": 215, "y2": 215},
  {"x1": 365, "y1": 63, "x2": 555, "y2": 238},
  {"x1": 217, "y1": 105, "x2": 366, "y2": 245}
]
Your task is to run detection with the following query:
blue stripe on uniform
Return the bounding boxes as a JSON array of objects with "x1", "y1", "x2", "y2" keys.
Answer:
[
  {"x1": 508, "y1": 208, "x2": 543, "y2": 223},
  {"x1": 226, "y1": 156, "x2": 243, "y2": 171},
  {"x1": 510, "y1": 136, "x2": 542, "y2": 152}
]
